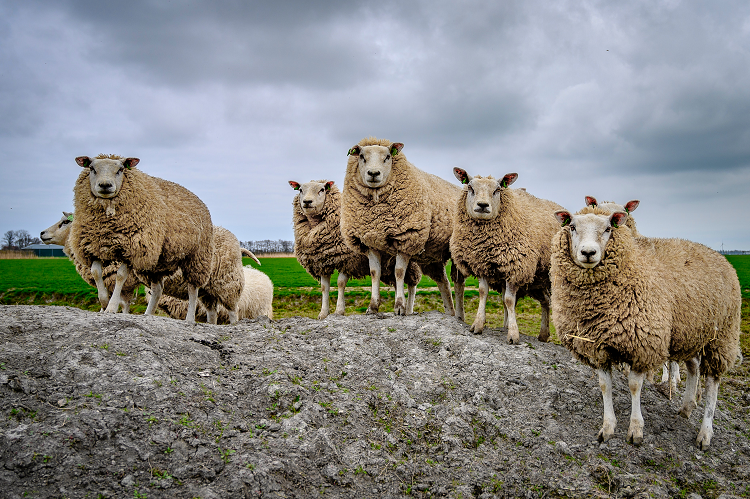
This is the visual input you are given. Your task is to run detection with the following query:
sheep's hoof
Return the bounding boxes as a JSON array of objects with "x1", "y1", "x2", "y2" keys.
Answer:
[
  {"x1": 627, "y1": 429, "x2": 643, "y2": 446},
  {"x1": 469, "y1": 322, "x2": 483, "y2": 334},
  {"x1": 678, "y1": 402, "x2": 696, "y2": 419},
  {"x1": 318, "y1": 312, "x2": 329, "y2": 320},
  {"x1": 366, "y1": 306, "x2": 379, "y2": 315},
  {"x1": 597, "y1": 427, "x2": 613, "y2": 443},
  {"x1": 696, "y1": 429, "x2": 712, "y2": 451},
  {"x1": 507, "y1": 335, "x2": 519, "y2": 345},
  {"x1": 538, "y1": 331, "x2": 550, "y2": 342},
  {"x1": 333, "y1": 310, "x2": 345, "y2": 316}
]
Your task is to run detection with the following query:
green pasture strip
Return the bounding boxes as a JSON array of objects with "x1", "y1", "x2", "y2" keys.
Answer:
[
  {"x1": 0, "y1": 258, "x2": 93, "y2": 294},
  {"x1": 725, "y1": 255, "x2": 750, "y2": 298}
]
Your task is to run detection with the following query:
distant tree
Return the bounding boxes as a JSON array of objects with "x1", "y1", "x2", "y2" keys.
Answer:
[
  {"x1": 15, "y1": 230, "x2": 32, "y2": 248},
  {"x1": 2, "y1": 230, "x2": 16, "y2": 250}
]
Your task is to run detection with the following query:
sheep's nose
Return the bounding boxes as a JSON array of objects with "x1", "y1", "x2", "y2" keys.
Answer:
[
  {"x1": 581, "y1": 248, "x2": 597, "y2": 258},
  {"x1": 302, "y1": 200, "x2": 312, "y2": 207},
  {"x1": 476, "y1": 202, "x2": 489, "y2": 210},
  {"x1": 367, "y1": 170, "x2": 380, "y2": 178},
  {"x1": 98, "y1": 181, "x2": 113, "y2": 190}
]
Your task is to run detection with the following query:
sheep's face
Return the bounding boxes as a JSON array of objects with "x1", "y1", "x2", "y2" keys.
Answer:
[
  {"x1": 454, "y1": 168, "x2": 517, "y2": 221},
  {"x1": 289, "y1": 180, "x2": 333, "y2": 218},
  {"x1": 76, "y1": 156, "x2": 139, "y2": 199},
  {"x1": 350, "y1": 143, "x2": 403, "y2": 189},
  {"x1": 555, "y1": 211, "x2": 628, "y2": 269},
  {"x1": 40, "y1": 211, "x2": 73, "y2": 245}
]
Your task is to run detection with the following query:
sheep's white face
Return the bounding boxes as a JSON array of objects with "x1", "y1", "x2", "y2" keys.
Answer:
[
  {"x1": 76, "y1": 156, "x2": 139, "y2": 199},
  {"x1": 555, "y1": 211, "x2": 628, "y2": 268},
  {"x1": 40, "y1": 212, "x2": 73, "y2": 245},
  {"x1": 454, "y1": 168, "x2": 517, "y2": 221},
  {"x1": 355, "y1": 145, "x2": 395, "y2": 189},
  {"x1": 290, "y1": 181, "x2": 331, "y2": 217}
]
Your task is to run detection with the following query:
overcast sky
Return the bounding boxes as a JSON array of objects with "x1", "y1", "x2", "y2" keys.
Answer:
[{"x1": 2, "y1": 0, "x2": 749, "y2": 251}]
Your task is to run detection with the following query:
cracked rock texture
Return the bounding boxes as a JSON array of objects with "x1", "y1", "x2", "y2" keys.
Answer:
[{"x1": 0, "y1": 305, "x2": 748, "y2": 498}]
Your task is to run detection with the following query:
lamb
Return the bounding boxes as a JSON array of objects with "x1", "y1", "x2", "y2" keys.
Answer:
[
  {"x1": 68, "y1": 154, "x2": 214, "y2": 323},
  {"x1": 449, "y1": 168, "x2": 563, "y2": 343},
  {"x1": 41, "y1": 211, "x2": 141, "y2": 313},
  {"x1": 290, "y1": 179, "x2": 422, "y2": 318},
  {"x1": 152, "y1": 265, "x2": 274, "y2": 322},
  {"x1": 550, "y1": 205, "x2": 741, "y2": 449},
  {"x1": 154, "y1": 226, "x2": 245, "y2": 324},
  {"x1": 340, "y1": 138, "x2": 465, "y2": 318}
]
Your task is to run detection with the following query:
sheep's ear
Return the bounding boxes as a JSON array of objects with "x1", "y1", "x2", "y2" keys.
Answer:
[
  {"x1": 390, "y1": 143, "x2": 404, "y2": 156},
  {"x1": 585, "y1": 196, "x2": 597, "y2": 207},
  {"x1": 288, "y1": 181, "x2": 301, "y2": 190},
  {"x1": 453, "y1": 167, "x2": 471, "y2": 185},
  {"x1": 555, "y1": 210, "x2": 572, "y2": 227},
  {"x1": 324, "y1": 180, "x2": 334, "y2": 191},
  {"x1": 64, "y1": 211, "x2": 74, "y2": 221},
  {"x1": 347, "y1": 145, "x2": 360, "y2": 156},
  {"x1": 123, "y1": 158, "x2": 139, "y2": 169},
  {"x1": 76, "y1": 156, "x2": 92, "y2": 168},
  {"x1": 610, "y1": 211, "x2": 628, "y2": 229},
  {"x1": 500, "y1": 173, "x2": 518, "y2": 189},
  {"x1": 623, "y1": 200, "x2": 639, "y2": 213}
]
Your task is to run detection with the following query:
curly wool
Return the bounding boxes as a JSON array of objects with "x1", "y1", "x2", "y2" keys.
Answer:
[
  {"x1": 69, "y1": 165, "x2": 214, "y2": 289},
  {"x1": 551, "y1": 206, "x2": 741, "y2": 375},
  {"x1": 341, "y1": 137, "x2": 460, "y2": 269}
]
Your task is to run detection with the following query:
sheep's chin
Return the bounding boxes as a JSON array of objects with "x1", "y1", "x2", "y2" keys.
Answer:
[
  {"x1": 95, "y1": 190, "x2": 117, "y2": 199},
  {"x1": 468, "y1": 210, "x2": 494, "y2": 221},
  {"x1": 363, "y1": 179, "x2": 386, "y2": 189},
  {"x1": 574, "y1": 257, "x2": 600, "y2": 269}
]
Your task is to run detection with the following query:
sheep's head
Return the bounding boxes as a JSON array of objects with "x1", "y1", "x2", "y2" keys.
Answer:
[
  {"x1": 554, "y1": 210, "x2": 628, "y2": 268},
  {"x1": 40, "y1": 211, "x2": 73, "y2": 245},
  {"x1": 289, "y1": 180, "x2": 333, "y2": 218},
  {"x1": 347, "y1": 142, "x2": 403, "y2": 189},
  {"x1": 76, "y1": 156, "x2": 139, "y2": 199},
  {"x1": 585, "y1": 196, "x2": 639, "y2": 215},
  {"x1": 454, "y1": 168, "x2": 517, "y2": 220}
]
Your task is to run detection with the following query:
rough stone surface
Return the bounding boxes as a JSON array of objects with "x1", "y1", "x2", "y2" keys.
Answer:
[{"x1": 0, "y1": 305, "x2": 748, "y2": 498}]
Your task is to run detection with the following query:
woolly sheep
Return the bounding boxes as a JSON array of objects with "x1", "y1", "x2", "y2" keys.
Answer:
[
  {"x1": 550, "y1": 205, "x2": 741, "y2": 449},
  {"x1": 153, "y1": 265, "x2": 274, "y2": 322},
  {"x1": 449, "y1": 168, "x2": 563, "y2": 343},
  {"x1": 41, "y1": 211, "x2": 141, "y2": 313},
  {"x1": 340, "y1": 138, "x2": 465, "y2": 318},
  {"x1": 155, "y1": 226, "x2": 245, "y2": 324},
  {"x1": 584, "y1": 196, "x2": 642, "y2": 237},
  {"x1": 68, "y1": 154, "x2": 214, "y2": 323},
  {"x1": 290, "y1": 179, "x2": 422, "y2": 318}
]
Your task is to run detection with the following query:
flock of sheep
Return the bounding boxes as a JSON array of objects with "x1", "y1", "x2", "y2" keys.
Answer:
[{"x1": 38, "y1": 138, "x2": 741, "y2": 451}]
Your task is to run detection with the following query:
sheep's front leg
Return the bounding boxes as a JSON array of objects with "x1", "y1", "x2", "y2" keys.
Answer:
[
  {"x1": 104, "y1": 263, "x2": 128, "y2": 313},
  {"x1": 90, "y1": 261, "x2": 109, "y2": 311},
  {"x1": 537, "y1": 289, "x2": 551, "y2": 342},
  {"x1": 334, "y1": 272, "x2": 348, "y2": 316},
  {"x1": 452, "y1": 266, "x2": 466, "y2": 322},
  {"x1": 186, "y1": 284, "x2": 199, "y2": 324},
  {"x1": 206, "y1": 307, "x2": 219, "y2": 324},
  {"x1": 394, "y1": 253, "x2": 410, "y2": 316},
  {"x1": 679, "y1": 357, "x2": 701, "y2": 419},
  {"x1": 145, "y1": 281, "x2": 163, "y2": 316},
  {"x1": 366, "y1": 249, "x2": 381, "y2": 314},
  {"x1": 503, "y1": 281, "x2": 520, "y2": 344},
  {"x1": 597, "y1": 368, "x2": 617, "y2": 442},
  {"x1": 470, "y1": 277, "x2": 489, "y2": 334},
  {"x1": 319, "y1": 274, "x2": 331, "y2": 320},
  {"x1": 406, "y1": 283, "x2": 416, "y2": 315},
  {"x1": 696, "y1": 374, "x2": 720, "y2": 451},
  {"x1": 227, "y1": 306, "x2": 239, "y2": 325},
  {"x1": 627, "y1": 370, "x2": 646, "y2": 445}
]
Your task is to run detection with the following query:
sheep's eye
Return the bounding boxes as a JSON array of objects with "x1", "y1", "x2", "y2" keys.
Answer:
[
  {"x1": 604, "y1": 227, "x2": 611, "y2": 233},
  {"x1": 117, "y1": 167, "x2": 124, "y2": 174},
  {"x1": 570, "y1": 225, "x2": 576, "y2": 232},
  {"x1": 467, "y1": 185, "x2": 474, "y2": 194},
  {"x1": 493, "y1": 188, "x2": 501, "y2": 196},
  {"x1": 359, "y1": 154, "x2": 364, "y2": 160},
  {"x1": 319, "y1": 188, "x2": 324, "y2": 194},
  {"x1": 385, "y1": 154, "x2": 390, "y2": 162},
  {"x1": 89, "y1": 166, "x2": 96, "y2": 173}
]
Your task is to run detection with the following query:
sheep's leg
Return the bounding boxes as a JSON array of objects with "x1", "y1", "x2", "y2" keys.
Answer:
[
  {"x1": 503, "y1": 281, "x2": 520, "y2": 344},
  {"x1": 186, "y1": 284, "x2": 199, "y2": 324},
  {"x1": 501, "y1": 287, "x2": 509, "y2": 332},
  {"x1": 319, "y1": 274, "x2": 331, "y2": 320},
  {"x1": 394, "y1": 253, "x2": 411, "y2": 316},
  {"x1": 451, "y1": 265, "x2": 466, "y2": 322},
  {"x1": 206, "y1": 307, "x2": 219, "y2": 325},
  {"x1": 334, "y1": 272, "x2": 348, "y2": 316},
  {"x1": 696, "y1": 374, "x2": 720, "y2": 451},
  {"x1": 627, "y1": 370, "x2": 646, "y2": 445},
  {"x1": 104, "y1": 263, "x2": 128, "y2": 314},
  {"x1": 145, "y1": 281, "x2": 163, "y2": 316},
  {"x1": 597, "y1": 368, "x2": 617, "y2": 442},
  {"x1": 366, "y1": 249, "x2": 381, "y2": 314},
  {"x1": 406, "y1": 283, "x2": 416, "y2": 315},
  {"x1": 227, "y1": 306, "x2": 239, "y2": 325},
  {"x1": 470, "y1": 277, "x2": 489, "y2": 334},
  {"x1": 670, "y1": 361, "x2": 681, "y2": 393},
  {"x1": 90, "y1": 261, "x2": 109, "y2": 311},
  {"x1": 537, "y1": 289, "x2": 551, "y2": 342},
  {"x1": 679, "y1": 356, "x2": 701, "y2": 419}
]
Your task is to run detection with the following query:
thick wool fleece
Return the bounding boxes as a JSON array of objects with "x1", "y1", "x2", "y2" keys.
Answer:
[
  {"x1": 595, "y1": 200, "x2": 641, "y2": 237},
  {"x1": 69, "y1": 166, "x2": 214, "y2": 289},
  {"x1": 294, "y1": 181, "x2": 421, "y2": 286},
  {"x1": 341, "y1": 137, "x2": 461, "y2": 272},
  {"x1": 159, "y1": 226, "x2": 244, "y2": 313},
  {"x1": 450, "y1": 183, "x2": 563, "y2": 290},
  {"x1": 551, "y1": 206, "x2": 741, "y2": 375}
]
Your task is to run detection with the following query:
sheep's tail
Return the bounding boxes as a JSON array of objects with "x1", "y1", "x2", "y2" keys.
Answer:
[{"x1": 241, "y1": 248, "x2": 261, "y2": 266}]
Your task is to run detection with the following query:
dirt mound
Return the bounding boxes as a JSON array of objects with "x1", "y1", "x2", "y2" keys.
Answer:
[{"x1": 0, "y1": 305, "x2": 748, "y2": 498}]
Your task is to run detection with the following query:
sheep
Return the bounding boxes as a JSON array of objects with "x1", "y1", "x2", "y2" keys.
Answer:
[
  {"x1": 290, "y1": 179, "x2": 422, "y2": 318},
  {"x1": 449, "y1": 168, "x2": 563, "y2": 343},
  {"x1": 68, "y1": 154, "x2": 214, "y2": 323},
  {"x1": 41, "y1": 211, "x2": 141, "y2": 313},
  {"x1": 241, "y1": 248, "x2": 262, "y2": 266},
  {"x1": 550, "y1": 205, "x2": 741, "y2": 449},
  {"x1": 152, "y1": 265, "x2": 274, "y2": 322},
  {"x1": 154, "y1": 226, "x2": 245, "y2": 324},
  {"x1": 340, "y1": 138, "x2": 465, "y2": 318}
]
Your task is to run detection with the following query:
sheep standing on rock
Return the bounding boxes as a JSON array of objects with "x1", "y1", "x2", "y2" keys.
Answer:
[
  {"x1": 69, "y1": 154, "x2": 214, "y2": 323},
  {"x1": 340, "y1": 138, "x2": 465, "y2": 318},
  {"x1": 41, "y1": 212, "x2": 141, "y2": 313},
  {"x1": 291, "y1": 179, "x2": 422, "y2": 318},
  {"x1": 449, "y1": 168, "x2": 563, "y2": 343},
  {"x1": 550, "y1": 205, "x2": 741, "y2": 449}
]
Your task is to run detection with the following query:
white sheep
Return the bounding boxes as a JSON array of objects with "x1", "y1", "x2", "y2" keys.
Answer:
[
  {"x1": 449, "y1": 168, "x2": 563, "y2": 343},
  {"x1": 551, "y1": 205, "x2": 741, "y2": 449},
  {"x1": 68, "y1": 154, "x2": 214, "y2": 323}
]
